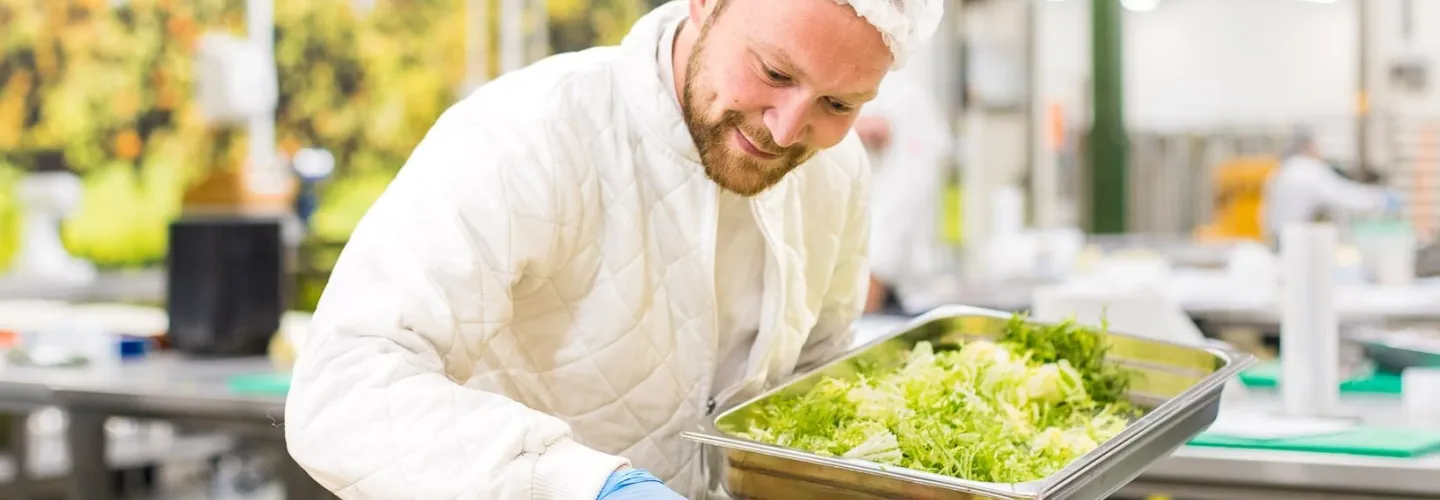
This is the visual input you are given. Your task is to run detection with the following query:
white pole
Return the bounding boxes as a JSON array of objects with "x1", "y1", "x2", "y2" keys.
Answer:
[
  {"x1": 465, "y1": 0, "x2": 491, "y2": 93},
  {"x1": 245, "y1": 0, "x2": 282, "y2": 197},
  {"x1": 1028, "y1": 0, "x2": 1056, "y2": 230},
  {"x1": 531, "y1": 0, "x2": 550, "y2": 62},
  {"x1": 500, "y1": 0, "x2": 524, "y2": 73}
]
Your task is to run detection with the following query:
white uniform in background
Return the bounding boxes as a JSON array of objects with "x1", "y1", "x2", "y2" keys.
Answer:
[
  {"x1": 859, "y1": 56, "x2": 954, "y2": 312},
  {"x1": 1262, "y1": 154, "x2": 1392, "y2": 242}
]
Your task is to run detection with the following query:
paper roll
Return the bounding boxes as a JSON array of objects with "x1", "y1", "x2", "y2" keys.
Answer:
[{"x1": 1280, "y1": 223, "x2": 1340, "y2": 417}]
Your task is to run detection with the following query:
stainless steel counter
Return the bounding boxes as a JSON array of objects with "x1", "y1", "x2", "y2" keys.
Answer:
[
  {"x1": 0, "y1": 353, "x2": 325, "y2": 500},
  {"x1": 0, "y1": 355, "x2": 285, "y2": 422},
  {"x1": 0, "y1": 270, "x2": 165, "y2": 304},
  {"x1": 1132, "y1": 395, "x2": 1440, "y2": 499}
]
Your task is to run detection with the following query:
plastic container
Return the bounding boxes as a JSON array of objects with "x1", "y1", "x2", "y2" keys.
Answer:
[
  {"x1": 1403, "y1": 367, "x2": 1440, "y2": 426},
  {"x1": 1352, "y1": 219, "x2": 1417, "y2": 286}
]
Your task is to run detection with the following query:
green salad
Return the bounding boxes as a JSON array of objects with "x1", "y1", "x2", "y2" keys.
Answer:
[{"x1": 737, "y1": 315, "x2": 1138, "y2": 483}]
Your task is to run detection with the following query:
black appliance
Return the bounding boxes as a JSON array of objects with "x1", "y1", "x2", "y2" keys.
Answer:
[{"x1": 165, "y1": 216, "x2": 287, "y2": 356}]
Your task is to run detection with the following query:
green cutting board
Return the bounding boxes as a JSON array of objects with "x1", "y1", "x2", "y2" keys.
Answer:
[
  {"x1": 227, "y1": 373, "x2": 292, "y2": 396},
  {"x1": 1190, "y1": 427, "x2": 1440, "y2": 458},
  {"x1": 1239, "y1": 361, "x2": 1403, "y2": 395}
]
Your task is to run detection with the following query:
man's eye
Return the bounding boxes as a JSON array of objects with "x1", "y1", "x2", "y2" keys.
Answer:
[
  {"x1": 764, "y1": 67, "x2": 791, "y2": 84},
  {"x1": 827, "y1": 98, "x2": 854, "y2": 113}
]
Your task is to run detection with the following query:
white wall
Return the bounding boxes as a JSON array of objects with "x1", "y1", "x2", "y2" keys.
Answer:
[
  {"x1": 1033, "y1": 0, "x2": 1440, "y2": 172},
  {"x1": 1368, "y1": 0, "x2": 1440, "y2": 117},
  {"x1": 1040, "y1": 0, "x2": 1440, "y2": 125},
  {"x1": 1040, "y1": 0, "x2": 1364, "y2": 132}
]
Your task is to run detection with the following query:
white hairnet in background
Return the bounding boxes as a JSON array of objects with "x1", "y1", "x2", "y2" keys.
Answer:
[
  {"x1": 1282, "y1": 126, "x2": 1317, "y2": 158},
  {"x1": 836, "y1": 0, "x2": 945, "y2": 69}
]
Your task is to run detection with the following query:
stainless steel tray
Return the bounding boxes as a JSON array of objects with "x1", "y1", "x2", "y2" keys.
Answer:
[
  {"x1": 1355, "y1": 328, "x2": 1440, "y2": 373},
  {"x1": 683, "y1": 305, "x2": 1255, "y2": 500}
]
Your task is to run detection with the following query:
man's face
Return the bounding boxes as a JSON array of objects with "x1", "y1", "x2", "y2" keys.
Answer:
[{"x1": 681, "y1": 0, "x2": 892, "y2": 196}]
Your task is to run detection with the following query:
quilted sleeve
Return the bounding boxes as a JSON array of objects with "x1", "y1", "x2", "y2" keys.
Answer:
[
  {"x1": 795, "y1": 146, "x2": 873, "y2": 372},
  {"x1": 284, "y1": 107, "x2": 627, "y2": 500}
]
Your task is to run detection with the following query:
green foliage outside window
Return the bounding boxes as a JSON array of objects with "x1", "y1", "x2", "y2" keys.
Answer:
[{"x1": 0, "y1": 0, "x2": 652, "y2": 280}]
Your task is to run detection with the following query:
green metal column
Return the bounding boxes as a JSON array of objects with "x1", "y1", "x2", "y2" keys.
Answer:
[{"x1": 1089, "y1": 0, "x2": 1128, "y2": 233}]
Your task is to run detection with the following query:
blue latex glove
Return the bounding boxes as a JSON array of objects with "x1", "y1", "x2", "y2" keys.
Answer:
[
  {"x1": 595, "y1": 468, "x2": 685, "y2": 500},
  {"x1": 1384, "y1": 191, "x2": 1404, "y2": 214}
]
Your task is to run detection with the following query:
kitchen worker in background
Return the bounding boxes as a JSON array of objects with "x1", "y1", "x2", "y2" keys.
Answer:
[
  {"x1": 284, "y1": 0, "x2": 942, "y2": 499},
  {"x1": 1262, "y1": 127, "x2": 1401, "y2": 244},
  {"x1": 852, "y1": 53, "x2": 954, "y2": 314}
]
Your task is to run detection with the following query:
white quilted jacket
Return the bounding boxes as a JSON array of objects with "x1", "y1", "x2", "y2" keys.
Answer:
[{"x1": 284, "y1": 3, "x2": 870, "y2": 499}]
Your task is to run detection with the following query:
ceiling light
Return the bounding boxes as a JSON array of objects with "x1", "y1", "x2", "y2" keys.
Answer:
[{"x1": 1122, "y1": 0, "x2": 1159, "y2": 11}]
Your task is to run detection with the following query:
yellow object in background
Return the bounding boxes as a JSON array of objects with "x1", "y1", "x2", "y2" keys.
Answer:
[
  {"x1": 269, "y1": 328, "x2": 296, "y2": 371},
  {"x1": 0, "y1": 165, "x2": 21, "y2": 271},
  {"x1": 941, "y1": 182, "x2": 964, "y2": 245},
  {"x1": 1194, "y1": 156, "x2": 1278, "y2": 242}
]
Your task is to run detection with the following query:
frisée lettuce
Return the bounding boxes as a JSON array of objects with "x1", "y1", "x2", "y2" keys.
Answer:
[{"x1": 737, "y1": 316, "x2": 1137, "y2": 483}]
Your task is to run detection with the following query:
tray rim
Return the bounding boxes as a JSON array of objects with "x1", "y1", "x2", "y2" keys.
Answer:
[{"x1": 681, "y1": 304, "x2": 1256, "y2": 499}]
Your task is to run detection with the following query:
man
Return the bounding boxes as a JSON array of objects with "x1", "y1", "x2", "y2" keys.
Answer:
[
  {"x1": 1262, "y1": 127, "x2": 1398, "y2": 244},
  {"x1": 284, "y1": 0, "x2": 941, "y2": 498},
  {"x1": 852, "y1": 51, "x2": 954, "y2": 315}
]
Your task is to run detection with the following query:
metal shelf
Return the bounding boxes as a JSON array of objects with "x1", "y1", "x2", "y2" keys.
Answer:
[{"x1": 0, "y1": 270, "x2": 165, "y2": 304}]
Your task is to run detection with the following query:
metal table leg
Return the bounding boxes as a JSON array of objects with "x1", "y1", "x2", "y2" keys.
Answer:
[
  {"x1": 6, "y1": 411, "x2": 31, "y2": 500},
  {"x1": 66, "y1": 412, "x2": 112, "y2": 500},
  {"x1": 275, "y1": 444, "x2": 330, "y2": 500}
]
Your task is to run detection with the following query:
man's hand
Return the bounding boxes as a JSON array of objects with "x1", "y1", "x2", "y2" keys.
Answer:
[
  {"x1": 855, "y1": 116, "x2": 892, "y2": 151},
  {"x1": 596, "y1": 468, "x2": 685, "y2": 500},
  {"x1": 1383, "y1": 190, "x2": 1404, "y2": 214}
]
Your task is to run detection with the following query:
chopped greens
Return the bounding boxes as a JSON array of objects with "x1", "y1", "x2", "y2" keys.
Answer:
[{"x1": 737, "y1": 315, "x2": 1137, "y2": 483}]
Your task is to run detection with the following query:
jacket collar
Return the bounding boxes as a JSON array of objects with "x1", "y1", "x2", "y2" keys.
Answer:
[{"x1": 618, "y1": 1, "x2": 702, "y2": 165}]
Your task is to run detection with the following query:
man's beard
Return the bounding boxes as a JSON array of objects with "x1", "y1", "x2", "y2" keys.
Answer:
[{"x1": 679, "y1": 22, "x2": 814, "y2": 197}]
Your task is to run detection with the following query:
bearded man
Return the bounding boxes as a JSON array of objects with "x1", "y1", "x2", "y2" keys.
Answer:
[{"x1": 285, "y1": 0, "x2": 942, "y2": 498}]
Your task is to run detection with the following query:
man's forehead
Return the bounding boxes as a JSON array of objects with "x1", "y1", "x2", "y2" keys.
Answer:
[
  {"x1": 747, "y1": 37, "x2": 882, "y2": 101},
  {"x1": 731, "y1": 2, "x2": 891, "y2": 98}
]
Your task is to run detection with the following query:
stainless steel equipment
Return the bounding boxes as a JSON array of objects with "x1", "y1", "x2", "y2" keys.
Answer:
[
  {"x1": 683, "y1": 305, "x2": 1255, "y2": 500},
  {"x1": 1355, "y1": 327, "x2": 1440, "y2": 373}
]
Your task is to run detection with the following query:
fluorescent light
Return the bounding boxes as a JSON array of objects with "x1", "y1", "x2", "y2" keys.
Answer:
[{"x1": 1122, "y1": 0, "x2": 1159, "y2": 11}]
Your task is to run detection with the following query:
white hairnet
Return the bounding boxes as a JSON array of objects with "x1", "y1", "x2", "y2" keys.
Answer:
[{"x1": 836, "y1": 0, "x2": 944, "y2": 69}]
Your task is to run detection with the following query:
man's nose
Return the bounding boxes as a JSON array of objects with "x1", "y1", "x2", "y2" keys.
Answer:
[{"x1": 763, "y1": 94, "x2": 810, "y2": 148}]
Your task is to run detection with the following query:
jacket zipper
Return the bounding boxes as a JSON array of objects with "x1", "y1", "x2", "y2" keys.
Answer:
[
  {"x1": 750, "y1": 198, "x2": 784, "y2": 394},
  {"x1": 703, "y1": 185, "x2": 721, "y2": 417},
  {"x1": 707, "y1": 198, "x2": 782, "y2": 416}
]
